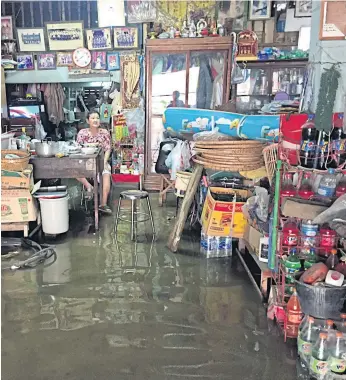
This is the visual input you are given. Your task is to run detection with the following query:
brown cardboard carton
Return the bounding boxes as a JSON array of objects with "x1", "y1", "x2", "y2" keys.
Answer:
[
  {"x1": 1, "y1": 164, "x2": 34, "y2": 190},
  {"x1": 1, "y1": 189, "x2": 37, "y2": 223},
  {"x1": 201, "y1": 187, "x2": 251, "y2": 238}
]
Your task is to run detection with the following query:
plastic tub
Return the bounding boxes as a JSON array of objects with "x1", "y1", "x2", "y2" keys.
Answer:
[
  {"x1": 295, "y1": 274, "x2": 346, "y2": 320},
  {"x1": 174, "y1": 171, "x2": 192, "y2": 197},
  {"x1": 39, "y1": 196, "x2": 69, "y2": 234}
]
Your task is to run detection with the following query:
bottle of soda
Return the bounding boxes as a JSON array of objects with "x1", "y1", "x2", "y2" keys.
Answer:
[
  {"x1": 284, "y1": 248, "x2": 301, "y2": 293},
  {"x1": 310, "y1": 332, "x2": 329, "y2": 379},
  {"x1": 329, "y1": 127, "x2": 345, "y2": 169},
  {"x1": 282, "y1": 218, "x2": 299, "y2": 246},
  {"x1": 300, "y1": 115, "x2": 317, "y2": 168},
  {"x1": 326, "y1": 249, "x2": 339, "y2": 270},
  {"x1": 336, "y1": 176, "x2": 346, "y2": 198},
  {"x1": 298, "y1": 172, "x2": 314, "y2": 200},
  {"x1": 335, "y1": 257, "x2": 346, "y2": 276},
  {"x1": 316, "y1": 130, "x2": 330, "y2": 170},
  {"x1": 298, "y1": 316, "x2": 317, "y2": 368},
  {"x1": 286, "y1": 288, "x2": 303, "y2": 338},
  {"x1": 328, "y1": 331, "x2": 346, "y2": 375},
  {"x1": 298, "y1": 314, "x2": 310, "y2": 338},
  {"x1": 281, "y1": 172, "x2": 296, "y2": 198}
]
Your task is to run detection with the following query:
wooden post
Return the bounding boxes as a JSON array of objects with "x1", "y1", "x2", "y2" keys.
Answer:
[{"x1": 167, "y1": 164, "x2": 203, "y2": 253}]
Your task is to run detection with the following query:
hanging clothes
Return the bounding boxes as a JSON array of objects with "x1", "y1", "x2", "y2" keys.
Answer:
[
  {"x1": 196, "y1": 60, "x2": 213, "y2": 109},
  {"x1": 42, "y1": 83, "x2": 66, "y2": 126},
  {"x1": 210, "y1": 58, "x2": 224, "y2": 109}
]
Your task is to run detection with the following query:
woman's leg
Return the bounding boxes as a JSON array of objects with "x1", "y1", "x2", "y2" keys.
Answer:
[
  {"x1": 101, "y1": 173, "x2": 111, "y2": 206},
  {"x1": 77, "y1": 178, "x2": 93, "y2": 190}
]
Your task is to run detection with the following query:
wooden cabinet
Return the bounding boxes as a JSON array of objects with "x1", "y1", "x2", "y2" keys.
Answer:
[
  {"x1": 145, "y1": 37, "x2": 233, "y2": 190},
  {"x1": 233, "y1": 59, "x2": 308, "y2": 114}
]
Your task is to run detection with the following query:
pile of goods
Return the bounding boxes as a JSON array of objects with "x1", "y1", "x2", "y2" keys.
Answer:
[
  {"x1": 281, "y1": 218, "x2": 343, "y2": 294},
  {"x1": 193, "y1": 140, "x2": 265, "y2": 171},
  {"x1": 296, "y1": 312, "x2": 346, "y2": 378}
]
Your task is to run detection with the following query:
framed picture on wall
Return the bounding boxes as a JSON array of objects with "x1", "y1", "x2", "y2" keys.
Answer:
[
  {"x1": 16, "y1": 54, "x2": 35, "y2": 70},
  {"x1": 1, "y1": 16, "x2": 14, "y2": 40},
  {"x1": 126, "y1": 0, "x2": 156, "y2": 23},
  {"x1": 85, "y1": 28, "x2": 112, "y2": 50},
  {"x1": 37, "y1": 53, "x2": 57, "y2": 70},
  {"x1": 248, "y1": 0, "x2": 271, "y2": 20},
  {"x1": 57, "y1": 52, "x2": 73, "y2": 66},
  {"x1": 113, "y1": 26, "x2": 139, "y2": 49},
  {"x1": 319, "y1": 0, "x2": 346, "y2": 40},
  {"x1": 16, "y1": 28, "x2": 46, "y2": 52},
  {"x1": 91, "y1": 51, "x2": 107, "y2": 70},
  {"x1": 46, "y1": 21, "x2": 84, "y2": 51},
  {"x1": 106, "y1": 52, "x2": 120, "y2": 70},
  {"x1": 295, "y1": 0, "x2": 312, "y2": 17}
]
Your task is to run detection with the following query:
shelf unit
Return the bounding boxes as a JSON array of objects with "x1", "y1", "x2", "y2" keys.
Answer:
[{"x1": 232, "y1": 59, "x2": 308, "y2": 114}]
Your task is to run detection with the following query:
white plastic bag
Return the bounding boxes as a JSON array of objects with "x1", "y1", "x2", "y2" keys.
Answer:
[
  {"x1": 34, "y1": 117, "x2": 47, "y2": 140},
  {"x1": 165, "y1": 141, "x2": 191, "y2": 180}
]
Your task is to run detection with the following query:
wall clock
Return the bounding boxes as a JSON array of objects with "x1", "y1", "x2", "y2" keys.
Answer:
[{"x1": 72, "y1": 47, "x2": 91, "y2": 68}]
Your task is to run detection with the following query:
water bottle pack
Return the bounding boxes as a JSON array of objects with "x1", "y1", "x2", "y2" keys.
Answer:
[{"x1": 200, "y1": 232, "x2": 232, "y2": 258}]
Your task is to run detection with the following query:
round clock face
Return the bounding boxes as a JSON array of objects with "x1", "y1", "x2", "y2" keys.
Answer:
[{"x1": 73, "y1": 48, "x2": 91, "y2": 68}]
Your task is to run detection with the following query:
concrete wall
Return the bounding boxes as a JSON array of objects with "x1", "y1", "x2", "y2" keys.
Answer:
[{"x1": 309, "y1": 1, "x2": 346, "y2": 112}]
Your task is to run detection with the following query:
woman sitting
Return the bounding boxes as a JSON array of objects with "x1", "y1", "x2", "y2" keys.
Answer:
[{"x1": 76, "y1": 110, "x2": 112, "y2": 214}]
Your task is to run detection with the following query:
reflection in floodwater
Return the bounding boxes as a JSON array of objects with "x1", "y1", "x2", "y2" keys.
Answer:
[{"x1": 2, "y1": 194, "x2": 296, "y2": 380}]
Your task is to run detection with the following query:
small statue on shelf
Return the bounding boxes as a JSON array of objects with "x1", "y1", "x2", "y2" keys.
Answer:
[
  {"x1": 169, "y1": 26, "x2": 176, "y2": 39},
  {"x1": 181, "y1": 21, "x2": 189, "y2": 38},
  {"x1": 197, "y1": 18, "x2": 207, "y2": 37},
  {"x1": 188, "y1": 20, "x2": 196, "y2": 38},
  {"x1": 218, "y1": 23, "x2": 225, "y2": 36}
]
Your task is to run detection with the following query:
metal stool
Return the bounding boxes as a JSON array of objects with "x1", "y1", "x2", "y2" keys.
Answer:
[{"x1": 114, "y1": 190, "x2": 155, "y2": 241}]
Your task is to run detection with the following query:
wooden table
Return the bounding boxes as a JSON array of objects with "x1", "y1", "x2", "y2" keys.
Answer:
[{"x1": 30, "y1": 151, "x2": 103, "y2": 230}]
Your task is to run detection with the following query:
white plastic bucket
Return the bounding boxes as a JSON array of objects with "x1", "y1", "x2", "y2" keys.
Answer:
[
  {"x1": 175, "y1": 171, "x2": 192, "y2": 197},
  {"x1": 39, "y1": 196, "x2": 69, "y2": 234}
]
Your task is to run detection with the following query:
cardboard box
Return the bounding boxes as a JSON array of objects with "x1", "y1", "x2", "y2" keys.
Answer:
[
  {"x1": 244, "y1": 224, "x2": 263, "y2": 254},
  {"x1": 1, "y1": 189, "x2": 37, "y2": 223},
  {"x1": 1, "y1": 164, "x2": 34, "y2": 190},
  {"x1": 201, "y1": 187, "x2": 250, "y2": 238}
]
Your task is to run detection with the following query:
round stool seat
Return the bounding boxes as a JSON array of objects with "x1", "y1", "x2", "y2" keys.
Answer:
[{"x1": 120, "y1": 190, "x2": 149, "y2": 200}]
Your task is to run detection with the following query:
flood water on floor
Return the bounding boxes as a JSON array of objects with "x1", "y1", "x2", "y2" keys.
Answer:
[{"x1": 2, "y1": 194, "x2": 297, "y2": 380}]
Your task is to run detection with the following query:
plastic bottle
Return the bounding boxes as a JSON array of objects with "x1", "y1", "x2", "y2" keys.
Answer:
[
  {"x1": 284, "y1": 248, "x2": 301, "y2": 291},
  {"x1": 310, "y1": 332, "x2": 329, "y2": 380},
  {"x1": 298, "y1": 314, "x2": 310, "y2": 338},
  {"x1": 298, "y1": 316, "x2": 317, "y2": 368},
  {"x1": 336, "y1": 176, "x2": 346, "y2": 198},
  {"x1": 286, "y1": 288, "x2": 303, "y2": 338},
  {"x1": 328, "y1": 331, "x2": 346, "y2": 375},
  {"x1": 320, "y1": 226, "x2": 337, "y2": 250},
  {"x1": 282, "y1": 218, "x2": 299, "y2": 246},
  {"x1": 329, "y1": 127, "x2": 346, "y2": 169},
  {"x1": 300, "y1": 115, "x2": 317, "y2": 169},
  {"x1": 303, "y1": 248, "x2": 318, "y2": 269},
  {"x1": 317, "y1": 130, "x2": 330, "y2": 170},
  {"x1": 298, "y1": 172, "x2": 314, "y2": 200},
  {"x1": 18, "y1": 127, "x2": 29, "y2": 151},
  {"x1": 281, "y1": 172, "x2": 296, "y2": 198},
  {"x1": 322, "y1": 320, "x2": 336, "y2": 346},
  {"x1": 317, "y1": 169, "x2": 337, "y2": 198},
  {"x1": 335, "y1": 257, "x2": 346, "y2": 276},
  {"x1": 326, "y1": 249, "x2": 339, "y2": 270},
  {"x1": 301, "y1": 219, "x2": 319, "y2": 237}
]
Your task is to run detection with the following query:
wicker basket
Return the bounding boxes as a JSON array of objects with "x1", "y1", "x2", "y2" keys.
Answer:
[
  {"x1": 1, "y1": 150, "x2": 30, "y2": 171},
  {"x1": 263, "y1": 143, "x2": 278, "y2": 185}
]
